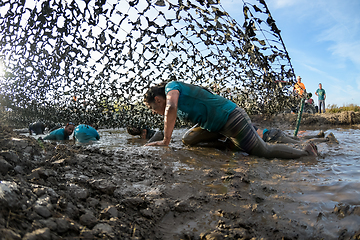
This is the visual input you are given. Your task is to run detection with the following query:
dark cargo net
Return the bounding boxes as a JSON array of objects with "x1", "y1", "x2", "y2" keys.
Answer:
[{"x1": 0, "y1": 0, "x2": 296, "y2": 128}]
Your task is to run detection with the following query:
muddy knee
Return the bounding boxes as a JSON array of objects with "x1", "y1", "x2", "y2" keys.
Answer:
[
  {"x1": 182, "y1": 131, "x2": 224, "y2": 146},
  {"x1": 182, "y1": 134, "x2": 197, "y2": 146}
]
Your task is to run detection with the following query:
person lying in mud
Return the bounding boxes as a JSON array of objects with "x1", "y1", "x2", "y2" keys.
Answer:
[
  {"x1": 253, "y1": 127, "x2": 338, "y2": 144},
  {"x1": 73, "y1": 124, "x2": 100, "y2": 143},
  {"x1": 181, "y1": 125, "x2": 338, "y2": 150},
  {"x1": 29, "y1": 121, "x2": 46, "y2": 135},
  {"x1": 143, "y1": 81, "x2": 318, "y2": 158},
  {"x1": 127, "y1": 126, "x2": 164, "y2": 143},
  {"x1": 42, "y1": 122, "x2": 75, "y2": 141}
]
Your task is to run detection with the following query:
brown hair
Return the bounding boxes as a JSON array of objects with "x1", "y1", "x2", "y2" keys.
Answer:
[
  {"x1": 143, "y1": 82, "x2": 167, "y2": 104},
  {"x1": 127, "y1": 126, "x2": 142, "y2": 135}
]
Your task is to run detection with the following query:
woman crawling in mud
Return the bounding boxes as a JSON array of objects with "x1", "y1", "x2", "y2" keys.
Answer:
[{"x1": 143, "y1": 80, "x2": 318, "y2": 159}]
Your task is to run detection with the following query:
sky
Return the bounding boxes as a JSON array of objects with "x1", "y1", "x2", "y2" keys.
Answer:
[{"x1": 221, "y1": 0, "x2": 360, "y2": 107}]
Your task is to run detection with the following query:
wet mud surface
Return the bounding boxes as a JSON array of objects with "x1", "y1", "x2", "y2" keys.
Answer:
[{"x1": 1, "y1": 112, "x2": 360, "y2": 239}]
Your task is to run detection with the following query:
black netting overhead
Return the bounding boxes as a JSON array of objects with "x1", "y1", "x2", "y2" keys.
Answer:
[{"x1": 0, "y1": 0, "x2": 297, "y2": 128}]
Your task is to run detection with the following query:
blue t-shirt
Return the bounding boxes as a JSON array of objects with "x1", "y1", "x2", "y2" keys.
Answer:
[
  {"x1": 316, "y1": 89, "x2": 326, "y2": 100},
  {"x1": 74, "y1": 124, "x2": 100, "y2": 143},
  {"x1": 165, "y1": 81, "x2": 236, "y2": 132},
  {"x1": 43, "y1": 128, "x2": 68, "y2": 140}
]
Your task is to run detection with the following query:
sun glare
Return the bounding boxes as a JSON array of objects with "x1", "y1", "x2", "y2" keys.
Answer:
[
  {"x1": 0, "y1": 64, "x2": 3, "y2": 76},
  {"x1": 0, "y1": 62, "x2": 5, "y2": 86}
]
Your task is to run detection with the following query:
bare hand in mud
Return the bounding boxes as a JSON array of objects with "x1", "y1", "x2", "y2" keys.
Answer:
[{"x1": 144, "y1": 140, "x2": 168, "y2": 146}]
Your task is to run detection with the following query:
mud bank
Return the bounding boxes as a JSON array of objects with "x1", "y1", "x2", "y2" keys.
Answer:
[
  {"x1": 1, "y1": 113, "x2": 360, "y2": 239},
  {"x1": 251, "y1": 111, "x2": 360, "y2": 129}
]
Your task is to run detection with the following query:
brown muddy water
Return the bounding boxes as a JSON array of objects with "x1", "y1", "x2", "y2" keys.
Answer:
[{"x1": 22, "y1": 126, "x2": 360, "y2": 239}]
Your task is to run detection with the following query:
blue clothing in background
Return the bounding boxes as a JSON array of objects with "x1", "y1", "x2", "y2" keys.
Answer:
[
  {"x1": 316, "y1": 89, "x2": 326, "y2": 100},
  {"x1": 43, "y1": 128, "x2": 68, "y2": 140},
  {"x1": 74, "y1": 124, "x2": 100, "y2": 143},
  {"x1": 165, "y1": 81, "x2": 236, "y2": 132}
]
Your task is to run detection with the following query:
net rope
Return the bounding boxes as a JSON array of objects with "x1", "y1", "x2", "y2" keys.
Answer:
[{"x1": 0, "y1": 0, "x2": 297, "y2": 128}]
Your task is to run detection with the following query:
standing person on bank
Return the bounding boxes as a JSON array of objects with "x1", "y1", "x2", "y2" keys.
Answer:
[
  {"x1": 143, "y1": 81, "x2": 318, "y2": 159},
  {"x1": 315, "y1": 83, "x2": 326, "y2": 113},
  {"x1": 294, "y1": 76, "x2": 306, "y2": 98}
]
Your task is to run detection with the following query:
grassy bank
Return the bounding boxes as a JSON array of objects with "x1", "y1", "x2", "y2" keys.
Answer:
[{"x1": 327, "y1": 104, "x2": 360, "y2": 113}]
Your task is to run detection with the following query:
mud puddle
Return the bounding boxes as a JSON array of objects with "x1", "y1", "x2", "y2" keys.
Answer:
[{"x1": 1, "y1": 125, "x2": 360, "y2": 239}]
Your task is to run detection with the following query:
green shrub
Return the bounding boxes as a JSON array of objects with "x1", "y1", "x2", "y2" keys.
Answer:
[{"x1": 327, "y1": 104, "x2": 360, "y2": 113}]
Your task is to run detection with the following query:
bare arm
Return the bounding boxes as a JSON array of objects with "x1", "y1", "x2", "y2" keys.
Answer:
[
  {"x1": 145, "y1": 90, "x2": 179, "y2": 146},
  {"x1": 256, "y1": 129, "x2": 263, "y2": 139}
]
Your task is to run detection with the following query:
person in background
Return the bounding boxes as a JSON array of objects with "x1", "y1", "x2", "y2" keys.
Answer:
[
  {"x1": 294, "y1": 76, "x2": 306, "y2": 98},
  {"x1": 29, "y1": 122, "x2": 46, "y2": 135},
  {"x1": 73, "y1": 124, "x2": 100, "y2": 143},
  {"x1": 315, "y1": 83, "x2": 326, "y2": 113},
  {"x1": 127, "y1": 126, "x2": 164, "y2": 143},
  {"x1": 212, "y1": 85, "x2": 220, "y2": 95},
  {"x1": 226, "y1": 88, "x2": 234, "y2": 101},
  {"x1": 43, "y1": 122, "x2": 75, "y2": 140},
  {"x1": 143, "y1": 81, "x2": 318, "y2": 159}
]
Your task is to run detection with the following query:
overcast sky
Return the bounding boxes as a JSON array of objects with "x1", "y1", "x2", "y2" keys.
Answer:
[{"x1": 222, "y1": 0, "x2": 360, "y2": 107}]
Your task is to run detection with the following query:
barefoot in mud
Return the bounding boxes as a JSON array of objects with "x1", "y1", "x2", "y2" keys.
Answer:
[
  {"x1": 326, "y1": 132, "x2": 339, "y2": 144},
  {"x1": 304, "y1": 142, "x2": 318, "y2": 156},
  {"x1": 317, "y1": 130, "x2": 325, "y2": 138},
  {"x1": 304, "y1": 132, "x2": 339, "y2": 145}
]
